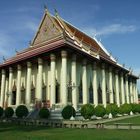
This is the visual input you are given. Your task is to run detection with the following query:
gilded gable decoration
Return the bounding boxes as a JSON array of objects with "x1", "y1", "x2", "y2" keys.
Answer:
[{"x1": 32, "y1": 10, "x2": 62, "y2": 46}]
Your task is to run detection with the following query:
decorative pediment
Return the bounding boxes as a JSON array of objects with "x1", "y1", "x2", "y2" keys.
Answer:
[{"x1": 32, "y1": 11, "x2": 62, "y2": 46}]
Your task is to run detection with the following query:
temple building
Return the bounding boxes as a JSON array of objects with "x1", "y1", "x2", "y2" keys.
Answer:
[{"x1": 0, "y1": 9, "x2": 139, "y2": 111}]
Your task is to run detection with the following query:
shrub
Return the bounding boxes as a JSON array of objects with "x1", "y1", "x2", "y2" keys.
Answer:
[
  {"x1": 0, "y1": 107, "x2": 4, "y2": 117},
  {"x1": 39, "y1": 107, "x2": 50, "y2": 119},
  {"x1": 15, "y1": 105, "x2": 29, "y2": 118},
  {"x1": 106, "y1": 104, "x2": 119, "y2": 117},
  {"x1": 94, "y1": 105, "x2": 106, "y2": 117},
  {"x1": 131, "y1": 103, "x2": 140, "y2": 113},
  {"x1": 136, "y1": 104, "x2": 140, "y2": 113},
  {"x1": 119, "y1": 103, "x2": 132, "y2": 114},
  {"x1": 5, "y1": 107, "x2": 14, "y2": 118},
  {"x1": 61, "y1": 105, "x2": 76, "y2": 119},
  {"x1": 80, "y1": 104, "x2": 94, "y2": 119}
]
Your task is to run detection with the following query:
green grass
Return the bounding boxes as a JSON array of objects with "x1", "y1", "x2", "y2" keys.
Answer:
[
  {"x1": 106, "y1": 116, "x2": 140, "y2": 125},
  {"x1": 0, "y1": 123, "x2": 140, "y2": 140}
]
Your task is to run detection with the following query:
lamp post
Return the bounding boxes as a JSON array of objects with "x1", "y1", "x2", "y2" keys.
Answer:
[
  {"x1": 107, "y1": 89, "x2": 114, "y2": 104},
  {"x1": 67, "y1": 80, "x2": 78, "y2": 120},
  {"x1": 5, "y1": 92, "x2": 10, "y2": 108},
  {"x1": 106, "y1": 89, "x2": 113, "y2": 118}
]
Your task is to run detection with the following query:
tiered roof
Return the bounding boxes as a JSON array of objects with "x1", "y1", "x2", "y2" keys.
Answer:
[{"x1": 0, "y1": 9, "x2": 138, "y2": 79}]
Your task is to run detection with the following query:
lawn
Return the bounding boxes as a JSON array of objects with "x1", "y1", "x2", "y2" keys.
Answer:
[
  {"x1": 0, "y1": 123, "x2": 140, "y2": 140},
  {"x1": 106, "y1": 116, "x2": 140, "y2": 125}
]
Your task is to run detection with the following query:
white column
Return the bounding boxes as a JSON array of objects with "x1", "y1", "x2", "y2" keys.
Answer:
[
  {"x1": 26, "y1": 62, "x2": 32, "y2": 105},
  {"x1": 101, "y1": 63, "x2": 106, "y2": 107},
  {"x1": 130, "y1": 79, "x2": 133, "y2": 103},
  {"x1": 8, "y1": 67, "x2": 13, "y2": 106},
  {"x1": 37, "y1": 58, "x2": 43, "y2": 101},
  {"x1": 109, "y1": 67, "x2": 114, "y2": 103},
  {"x1": 61, "y1": 51, "x2": 67, "y2": 106},
  {"x1": 4, "y1": 79, "x2": 8, "y2": 108},
  {"x1": 120, "y1": 72, "x2": 125, "y2": 104},
  {"x1": 125, "y1": 75, "x2": 130, "y2": 104},
  {"x1": 93, "y1": 62, "x2": 98, "y2": 106},
  {"x1": 71, "y1": 54, "x2": 77, "y2": 110},
  {"x1": 115, "y1": 70, "x2": 120, "y2": 106},
  {"x1": 0, "y1": 69, "x2": 6, "y2": 107},
  {"x1": 50, "y1": 54, "x2": 56, "y2": 107},
  {"x1": 132, "y1": 81, "x2": 136, "y2": 103},
  {"x1": 16, "y1": 65, "x2": 22, "y2": 106},
  {"x1": 82, "y1": 59, "x2": 88, "y2": 104},
  {"x1": 135, "y1": 85, "x2": 139, "y2": 104}
]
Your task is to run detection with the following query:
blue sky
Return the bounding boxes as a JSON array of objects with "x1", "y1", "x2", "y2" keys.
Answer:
[{"x1": 0, "y1": 0, "x2": 140, "y2": 90}]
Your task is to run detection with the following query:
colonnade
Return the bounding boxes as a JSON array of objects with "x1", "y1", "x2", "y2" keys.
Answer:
[{"x1": 0, "y1": 50, "x2": 139, "y2": 110}]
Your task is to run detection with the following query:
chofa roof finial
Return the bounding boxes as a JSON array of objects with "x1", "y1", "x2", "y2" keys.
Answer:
[
  {"x1": 44, "y1": 4, "x2": 49, "y2": 14},
  {"x1": 54, "y1": 9, "x2": 59, "y2": 17},
  {"x1": 44, "y1": 4, "x2": 47, "y2": 10},
  {"x1": 3, "y1": 56, "x2": 6, "y2": 61}
]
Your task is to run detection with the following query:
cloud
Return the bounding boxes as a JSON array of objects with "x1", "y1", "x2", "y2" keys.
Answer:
[
  {"x1": 97, "y1": 24, "x2": 136, "y2": 35},
  {"x1": 133, "y1": 68, "x2": 140, "y2": 76},
  {"x1": 83, "y1": 24, "x2": 137, "y2": 37},
  {"x1": 16, "y1": 7, "x2": 39, "y2": 13},
  {"x1": 0, "y1": 33, "x2": 13, "y2": 56},
  {"x1": 24, "y1": 21, "x2": 38, "y2": 32},
  {"x1": 0, "y1": 20, "x2": 39, "y2": 63},
  {"x1": 0, "y1": 33, "x2": 19, "y2": 64},
  {"x1": 0, "y1": 4, "x2": 41, "y2": 63},
  {"x1": 0, "y1": 9, "x2": 40, "y2": 63},
  {"x1": 0, "y1": 6, "x2": 39, "y2": 14}
]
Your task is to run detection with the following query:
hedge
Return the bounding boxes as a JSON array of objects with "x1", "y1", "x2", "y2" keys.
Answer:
[
  {"x1": 5, "y1": 107, "x2": 14, "y2": 118},
  {"x1": 106, "y1": 104, "x2": 119, "y2": 117},
  {"x1": 81, "y1": 104, "x2": 94, "y2": 119},
  {"x1": 119, "y1": 103, "x2": 132, "y2": 114},
  {"x1": 94, "y1": 105, "x2": 106, "y2": 117},
  {"x1": 0, "y1": 107, "x2": 3, "y2": 117},
  {"x1": 15, "y1": 105, "x2": 29, "y2": 118},
  {"x1": 131, "y1": 103, "x2": 140, "y2": 113},
  {"x1": 39, "y1": 107, "x2": 50, "y2": 119},
  {"x1": 61, "y1": 105, "x2": 76, "y2": 119}
]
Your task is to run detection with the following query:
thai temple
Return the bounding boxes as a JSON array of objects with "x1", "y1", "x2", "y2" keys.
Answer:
[{"x1": 0, "y1": 9, "x2": 139, "y2": 112}]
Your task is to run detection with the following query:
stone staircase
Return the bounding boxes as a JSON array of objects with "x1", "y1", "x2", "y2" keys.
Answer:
[
  {"x1": 26, "y1": 108, "x2": 63, "y2": 119},
  {"x1": 50, "y1": 110, "x2": 63, "y2": 120},
  {"x1": 26, "y1": 108, "x2": 82, "y2": 120},
  {"x1": 26, "y1": 109, "x2": 40, "y2": 119}
]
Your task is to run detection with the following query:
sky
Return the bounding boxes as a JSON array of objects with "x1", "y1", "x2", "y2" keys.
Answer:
[{"x1": 0, "y1": 0, "x2": 140, "y2": 90}]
